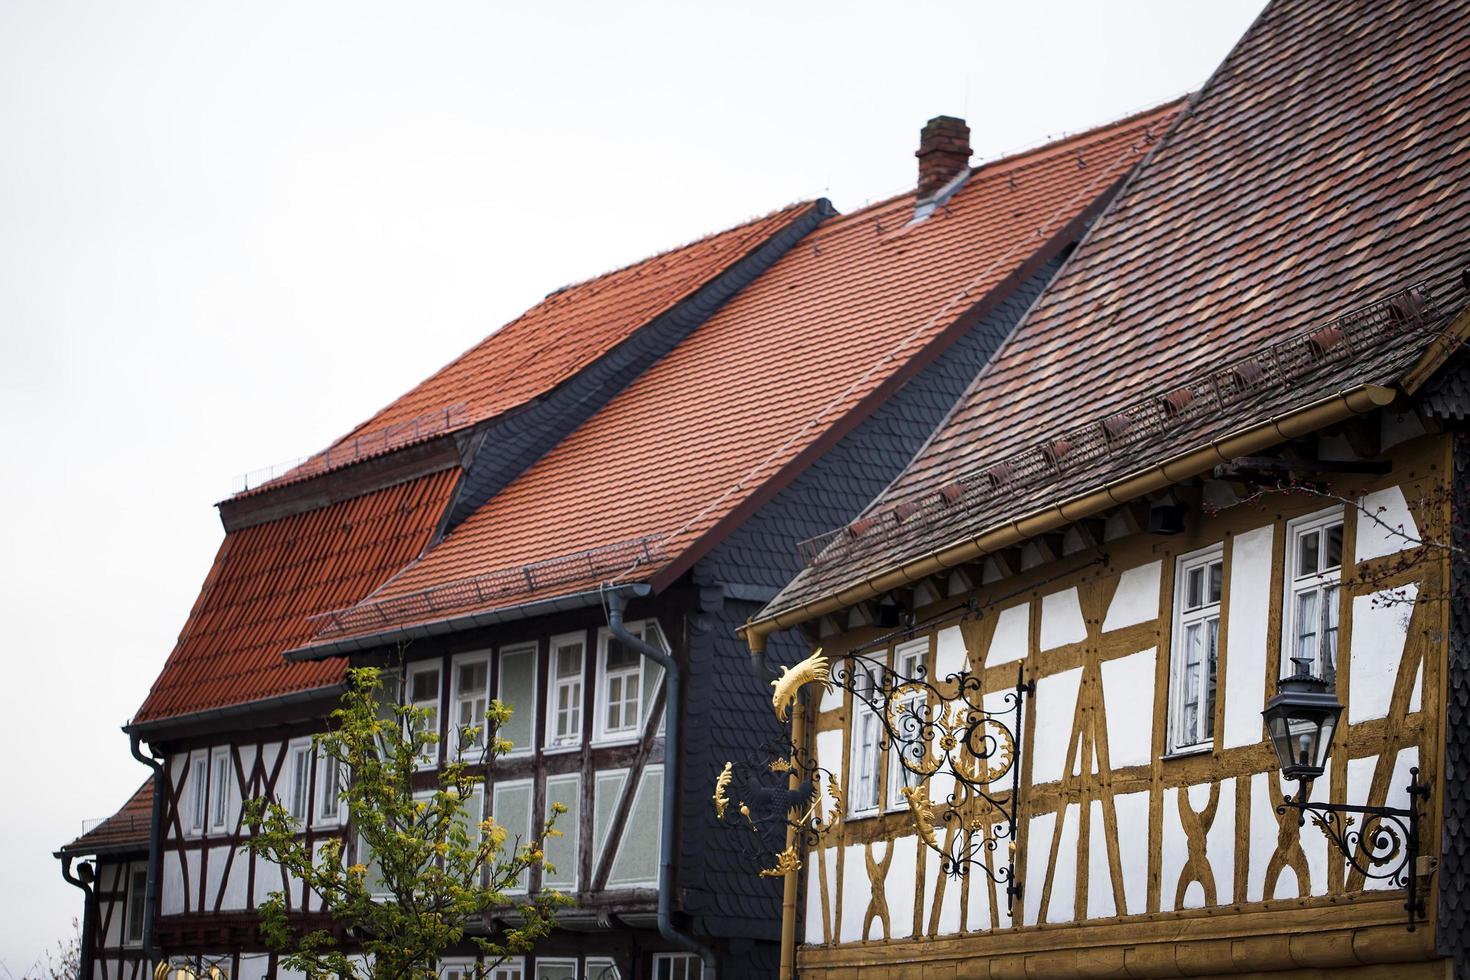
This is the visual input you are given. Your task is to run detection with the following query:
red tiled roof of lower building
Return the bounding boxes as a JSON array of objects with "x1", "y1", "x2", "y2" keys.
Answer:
[
  {"x1": 232, "y1": 204, "x2": 818, "y2": 496},
  {"x1": 300, "y1": 101, "x2": 1185, "y2": 645},
  {"x1": 133, "y1": 468, "x2": 460, "y2": 724},
  {"x1": 61, "y1": 780, "x2": 153, "y2": 855},
  {"x1": 757, "y1": 0, "x2": 1470, "y2": 622}
]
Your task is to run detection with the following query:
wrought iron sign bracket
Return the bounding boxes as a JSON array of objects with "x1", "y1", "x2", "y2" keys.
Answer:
[{"x1": 1278, "y1": 767, "x2": 1432, "y2": 931}]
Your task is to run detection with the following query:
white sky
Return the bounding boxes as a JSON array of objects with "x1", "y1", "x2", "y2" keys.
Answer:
[{"x1": 0, "y1": 1, "x2": 1265, "y2": 972}]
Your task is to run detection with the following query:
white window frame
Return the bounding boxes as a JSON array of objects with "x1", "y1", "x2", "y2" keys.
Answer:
[
  {"x1": 490, "y1": 958, "x2": 524, "y2": 980},
  {"x1": 1166, "y1": 545, "x2": 1225, "y2": 756},
  {"x1": 885, "y1": 640, "x2": 930, "y2": 811},
  {"x1": 593, "y1": 620, "x2": 664, "y2": 745},
  {"x1": 533, "y1": 958, "x2": 579, "y2": 980},
  {"x1": 438, "y1": 959, "x2": 476, "y2": 980},
  {"x1": 492, "y1": 778, "x2": 535, "y2": 895},
  {"x1": 585, "y1": 956, "x2": 621, "y2": 980},
  {"x1": 208, "y1": 747, "x2": 233, "y2": 834},
  {"x1": 546, "y1": 632, "x2": 586, "y2": 752},
  {"x1": 312, "y1": 742, "x2": 344, "y2": 828},
  {"x1": 283, "y1": 738, "x2": 313, "y2": 827},
  {"x1": 450, "y1": 651, "x2": 492, "y2": 761},
  {"x1": 653, "y1": 952, "x2": 703, "y2": 980},
  {"x1": 406, "y1": 660, "x2": 444, "y2": 769},
  {"x1": 123, "y1": 864, "x2": 147, "y2": 946},
  {"x1": 847, "y1": 657, "x2": 885, "y2": 818},
  {"x1": 1283, "y1": 507, "x2": 1346, "y2": 678},
  {"x1": 186, "y1": 753, "x2": 208, "y2": 837},
  {"x1": 497, "y1": 643, "x2": 538, "y2": 757}
]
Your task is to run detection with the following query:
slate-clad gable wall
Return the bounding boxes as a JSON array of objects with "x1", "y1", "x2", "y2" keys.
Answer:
[
  {"x1": 446, "y1": 202, "x2": 836, "y2": 530},
  {"x1": 679, "y1": 258, "x2": 1061, "y2": 953},
  {"x1": 1438, "y1": 429, "x2": 1470, "y2": 970}
]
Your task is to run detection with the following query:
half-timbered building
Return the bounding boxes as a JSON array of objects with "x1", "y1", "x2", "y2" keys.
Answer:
[
  {"x1": 61, "y1": 105, "x2": 1181, "y2": 979},
  {"x1": 741, "y1": 2, "x2": 1470, "y2": 977}
]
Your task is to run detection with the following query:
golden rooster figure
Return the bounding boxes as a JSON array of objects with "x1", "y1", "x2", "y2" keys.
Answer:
[{"x1": 771, "y1": 649, "x2": 831, "y2": 722}]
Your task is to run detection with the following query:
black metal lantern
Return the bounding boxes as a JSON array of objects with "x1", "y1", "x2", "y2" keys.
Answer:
[
  {"x1": 1262, "y1": 658, "x2": 1431, "y2": 931},
  {"x1": 1262, "y1": 659, "x2": 1342, "y2": 782}
]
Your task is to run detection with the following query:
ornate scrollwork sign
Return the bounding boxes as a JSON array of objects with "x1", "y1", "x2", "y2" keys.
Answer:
[{"x1": 714, "y1": 642, "x2": 1032, "y2": 909}]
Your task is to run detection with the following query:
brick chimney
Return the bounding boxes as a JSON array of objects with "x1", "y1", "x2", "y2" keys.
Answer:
[{"x1": 916, "y1": 115, "x2": 972, "y2": 200}]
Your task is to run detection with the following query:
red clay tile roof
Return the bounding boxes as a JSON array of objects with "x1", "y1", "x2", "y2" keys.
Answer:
[
  {"x1": 756, "y1": 0, "x2": 1470, "y2": 624},
  {"x1": 233, "y1": 204, "x2": 819, "y2": 496},
  {"x1": 300, "y1": 102, "x2": 1185, "y2": 645},
  {"x1": 134, "y1": 469, "x2": 460, "y2": 724},
  {"x1": 61, "y1": 780, "x2": 153, "y2": 855}
]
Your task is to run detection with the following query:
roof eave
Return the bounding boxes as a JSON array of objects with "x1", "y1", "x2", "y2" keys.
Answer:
[
  {"x1": 125, "y1": 683, "x2": 348, "y2": 739},
  {"x1": 286, "y1": 585, "x2": 620, "y2": 662},
  {"x1": 741, "y1": 382, "x2": 1399, "y2": 650}
]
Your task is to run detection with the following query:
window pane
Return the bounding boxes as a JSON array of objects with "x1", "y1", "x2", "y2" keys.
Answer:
[
  {"x1": 411, "y1": 668, "x2": 439, "y2": 702},
  {"x1": 1298, "y1": 529, "x2": 1319, "y2": 576},
  {"x1": 1187, "y1": 567, "x2": 1202, "y2": 609},
  {"x1": 557, "y1": 643, "x2": 583, "y2": 677},
  {"x1": 1322, "y1": 583, "x2": 1339, "y2": 673},
  {"x1": 606, "y1": 640, "x2": 639, "y2": 671},
  {"x1": 1295, "y1": 590, "x2": 1319, "y2": 668},
  {"x1": 1207, "y1": 561, "x2": 1223, "y2": 604},
  {"x1": 498, "y1": 649, "x2": 535, "y2": 751},
  {"x1": 1204, "y1": 617, "x2": 1219, "y2": 740},
  {"x1": 458, "y1": 660, "x2": 486, "y2": 694},
  {"x1": 1325, "y1": 523, "x2": 1343, "y2": 569}
]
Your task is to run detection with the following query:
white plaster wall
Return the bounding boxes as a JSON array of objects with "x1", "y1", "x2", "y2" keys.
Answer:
[
  {"x1": 1103, "y1": 561, "x2": 1161, "y2": 632},
  {"x1": 1350, "y1": 585, "x2": 1418, "y2": 724},
  {"x1": 1248, "y1": 770, "x2": 1328, "y2": 900},
  {"x1": 183, "y1": 849, "x2": 201, "y2": 913},
  {"x1": 220, "y1": 846, "x2": 250, "y2": 910},
  {"x1": 254, "y1": 852, "x2": 286, "y2": 907},
  {"x1": 838, "y1": 843, "x2": 869, "y2": 943},
  {"x1": 1116, "y1": 790, "x2": 1149, "y2": 916},
  {"x1": 1023, "y1": 810, "x2": 1055, "y2": 926},
  {"x1": 814, "y1": 729, "x2": 844, "y2": 808},
  {"x1": 1045, "y1": 803, "x2": 1079, "y2": 924},
  {"x1": 1355, "y1": 485, "x2": 1420, "y2": 562},
  {"x1": 1086, "y1": 798, "x2": 1117, "y2": 919},
  {"x1": 987, "y1": 603, "x2": 1030, "y2": 667},
  {"x1": 1206, "y1": 779, "x2": 1236, "y2": 905},
  {"x1": 1347, "y1": 746, "x2": 1420, "y2": 892},
  {"x1": 1159, "y1": 787, "x2": 1188, "y2": 911},
  {"x1": 203, "y1": 845, "x2": 230, "y2": 912},
  {"x1": 161, "y1": 850, "x2": 185, "y2": 915},
  {"x1": 884, "y1": 836, "x2": 918, "y2": 939},
  {"x1": 1040, "y1": 588, "x2": 1086, "y2": 651},
  {"x1": 1030, "y1": 668, "x2": 1082, "y2": 785},
  {"x1": 1100, "y1": 648, "x2": 1156, "y2": 768},
  {"x1": 806, "y1": 847, "x2": 839, "y2": 942},
  {"x1": 1224, "y1": 525, "x2": 1274, "y2": 747},
  {"x1": 935, "y1": 625, "x2": 967, "y2": 681},
  {"x1": 236, "y1": 954, "x2": 270, "y2": 980}
]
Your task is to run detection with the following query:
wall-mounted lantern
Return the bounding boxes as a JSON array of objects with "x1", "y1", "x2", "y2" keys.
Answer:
[{"x1": 1262, "y1": 659, "x2": 1431, "y2": 930}]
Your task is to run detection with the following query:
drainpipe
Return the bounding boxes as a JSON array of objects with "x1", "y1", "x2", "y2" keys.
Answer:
[
  {"x1": 56, "y1": 853, "x2": 96, "y2": 980},
  {"x1": 603, "y1": 584, "x2": 718, "y2": 980},
  {"x1": 129, "y1": 730, "x2": 165, "y2": 964}
]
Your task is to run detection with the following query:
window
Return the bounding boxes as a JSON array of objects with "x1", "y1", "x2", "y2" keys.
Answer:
[
  {"x1": 187, "y1": 754, "x2": 208, "y2": 835},
  {"x1": 314, "y1": 743, "x2": 342, "y2": 827},
  {"x1": 209, "y1": 748, "x2": 232, "y2": 833},
  {"x1": 886, "y1": 641, "x2": 929, "y2": 809},
  {"x1": 594, "y1": 621, "x2": 665, "y2": 743},
  {"x1": 848, "y1": 659, "x2": 884, "y2": 816},
  {"x1": 547, "y1": 634, "x2": 585, "y2": 750},
  {"x1": 1168, "y1": 547, "x2": 1224, "y2": 754},
  {"x1": 124, "y1": 866, "x2": 147, "y2": 946},
  {"x1": 285, "y1": 740, "x2": 313, "y2": 825},
  {"x1": 1284, "y1": 510, "x2": 1345, "y2": 677},
  {"x1": 585, "y1": 956, "x2": 621, "y2": 980},
  {"x1": 497, "y1": 644, "x2": 537, "y2": 754},
  {"x1": 407, "y1": 662, "x2": 443, "y2": 767},
  {"x1": 653, "y1": 953, "x2": 703, "y2": 980},
  {"x1": 535, "y1": 958, "x2": 578, "y2": 980},
  {"x1": 439, "y1": 961, "x2": 476, "y2": 980},
  {"x1": 490, "y1": 959, "x2": 524, "y2": 980},
  {"x1": 491, "y1": 780, "x2": 534, "y2": 893},
  {"x1": 451, "y1": 654, "x2": 491, "y2": 760}
]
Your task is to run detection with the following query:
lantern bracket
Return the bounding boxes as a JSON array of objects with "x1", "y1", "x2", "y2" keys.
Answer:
[{"x1": 1278, "y1": 767, "x2": 1431, "y2": 931}]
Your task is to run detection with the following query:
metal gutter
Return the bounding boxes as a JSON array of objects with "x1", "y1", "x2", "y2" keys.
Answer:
[
  {"x1": 128, "y1": 731, "x2": 164, "y2": 964},
  {"x1": 603, "y1": 583, "x2": 718, "y2": 980},
  {"x1": 55, "y1": 852, "x2": 96, "y2": 980},
  {"x1": 742, "y1": 383, "x2": 1397, "y2": 650},
  {"x1": 285, "y1": 588, "x2": 609, "y2": 661}
]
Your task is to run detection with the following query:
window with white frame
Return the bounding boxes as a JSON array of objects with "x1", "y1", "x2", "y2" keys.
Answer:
[
  {"x1": 547, "y1": 634, "x2": 585, "y2": 749},
  {"x1": 1284, "y1": 509, "x2": 1345, "y2": 677},
  {"x1": 407, "y1": 662, "x2": 443, "y2": 766},
  {"x1": 285, "y1": 739, "x2": 313, "y2": 825},
  {"x1": 653, "y1": 953, "x2": 703, "y2": 980},
  {"x1": 187, "y1": 754, "x2": 208, "y2": 835},
  {"x1": 886, "y1": 640, "x2": 929, "y2": 809},
  {"x1": 451, "y1": 654, "x2": 491, "y2": 760},
  {"x1": 595, "y1": 621, "x2": 664, "y2": 743},
  {"x1": 1168, "y1": 546, "x2": 1224, "y2": 754},
  {"x1": 124, "y1": 866, "x2": 147, "y2": 946},
  {"x1": 534, "y1": 957, "x2": 578, "y2": 980},
  {"x1": 439, "y1": 960, "x2": 476, "y2": 980},
  {"x1": 848, "y1": 658, "x2": 884, "y2": 816},
  {"x1": 585, "y1": 956, "x2": 621, "y2": 979},
  {"x1": 209, "y1": 748, "x2": 233, "y2": 833},
  {"x1": 490, "y1": 958, "x2": 524, "y2": 980},
  {"x1": 314, "y1": 743, "x2": 343, "y2": 827}
]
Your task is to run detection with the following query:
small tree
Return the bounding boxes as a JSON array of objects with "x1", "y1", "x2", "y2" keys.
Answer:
[
  {"x1": 245, "y1": 665, "x2": 567, "y2": 979},
  {"x1": 23, "y1": 918, "x2": 80, "y2": 980}
]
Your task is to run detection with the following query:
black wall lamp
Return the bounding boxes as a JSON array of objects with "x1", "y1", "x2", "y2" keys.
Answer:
[{"x1": 1263, "y1": 658, "x2": 1431, "y2": 930}]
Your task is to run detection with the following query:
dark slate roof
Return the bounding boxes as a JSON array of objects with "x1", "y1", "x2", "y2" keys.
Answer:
[{"x1": 758, "y1": 0, "x2": 1470, "y2": 625}]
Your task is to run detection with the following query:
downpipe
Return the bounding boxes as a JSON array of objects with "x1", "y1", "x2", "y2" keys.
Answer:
[
  {"x1": 129, "y1": 730, "x2": 165, "y2": 964},
  {"x1": 603, "y1": 584, "x2": 718, "y2": 980},
  {"x1": 56, "y1": 852, "x2": 96, "y2": 979}
]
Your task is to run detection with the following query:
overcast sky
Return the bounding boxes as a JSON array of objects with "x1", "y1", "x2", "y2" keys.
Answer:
[{"x1": 0, "y1": 1, "x2": 1266, "y2": 973}]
